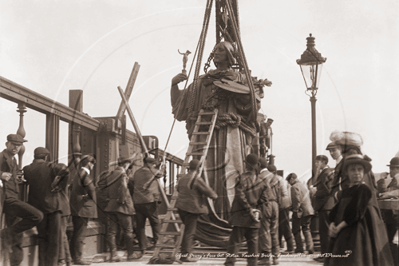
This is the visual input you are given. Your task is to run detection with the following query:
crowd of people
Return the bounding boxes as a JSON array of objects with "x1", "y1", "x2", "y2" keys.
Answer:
[
  {"x1": 0, "y1": 133, "x2": 166, "y2": 265},
  {"x1": 0, "y1": 128, "x2": 398, "y2": 266}
]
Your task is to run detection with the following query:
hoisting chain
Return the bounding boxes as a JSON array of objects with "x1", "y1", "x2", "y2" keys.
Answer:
[{"x1": 215, "y1": 112, "x2": 256, "y2": 137}]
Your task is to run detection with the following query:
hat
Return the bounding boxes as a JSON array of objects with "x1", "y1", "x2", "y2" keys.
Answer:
[
  {"x1": 245, "y1": 153, "x2": 258, "y2": 167},
  {"x1": 315, "y1": 155, "x2": 329, "y2": 164},
  {"x1": 34, "y1": 147, "x2": 50, "y2": 156},
  {"x1": 329, "y1": 131, "x2": 363, "y2": 147},
  {"x1": 267, "y1": 164, "x2": 277, "y2": 172},
  {"x1": 81, "y1": 154, "x2": 96, "y2": 164},
  {"x1": 325, "y1": 142, "x2": 337, "y2": 150},
  {"x1": 387, "y1": 157, "x2": 399, "y2": 167},
  {"x1": 118, "y1": 157, "x2": 132, "y2": 165},
  {"x1": 7, "y1": 134, "x2": 27, "y2": 144},
  {"x1": 342, "y1": 154, "x2": 372, "y2": 173},
  {"x1": 144, "y1": 157, "x2": 157, "y2": 164},
  {"x1": 189, "y1": 159, "x2": 200, "y2": 170},
  {"x1": 286, "y1": 173, "x2": 297, "y2": 181},
  {"x1": 259, "y1": 158, "x2": 268, "y2": 169}
]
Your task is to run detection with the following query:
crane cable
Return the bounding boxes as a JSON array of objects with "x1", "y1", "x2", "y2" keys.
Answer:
[{"x1": 162, "y1": 0, "x2": 213, "y2": 156}]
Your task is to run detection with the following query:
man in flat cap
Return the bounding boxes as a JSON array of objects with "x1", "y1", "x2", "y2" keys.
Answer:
[
  {"x1": 23, "y1": 147, "x2": 70, "y2": 266},
  {"x1": 69, "y1": 154, "x2": 97, "y2": 265},
  {"x1": 225, "y1": 154, "x2": 268, "y2": 266},
  {"x1": 378, "y1": 157, "x2": 399, "y2": 249},
  {"x1": 0, "y1": 134, "x2": 43, "y2": 266},
  {"x1": 97, "y1": 156, "x2": 135, "y2": 261},
  {"x1": 286, "y1": 173, "x2": 314, "y2": 254},
  {"x1": 130, "y1": 156, "x2": 164, "y2": 259},
  {"x1": 176, "y1": 159, "x2": 217, "y2": 262}
]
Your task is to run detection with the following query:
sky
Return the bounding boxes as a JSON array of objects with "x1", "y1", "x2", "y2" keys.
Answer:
[{"x1": 1, "y1": 0, "x2": 398, "y2": 179}]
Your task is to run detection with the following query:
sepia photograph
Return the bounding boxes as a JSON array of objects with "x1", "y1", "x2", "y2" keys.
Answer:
[{"x1": 1, "y1": 0, "x2": 398, "y2": 265}]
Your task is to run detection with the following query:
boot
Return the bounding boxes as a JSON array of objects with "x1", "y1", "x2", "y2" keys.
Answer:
[
  {"x1": 293, "y1": 233, "x2": 304, "y2": 253},
  {"x1": 125, "y1": 233, "x2": 135, "y2": 260},
  {"x1": 272, "y1": 256, "x2": 279, "y2": 265},
  {"x1": 303, "y1": 230, "x2": 314, "y2": 254},
  {"x1": 107, "y1": 235, "x2": 120, "y2": 262}
]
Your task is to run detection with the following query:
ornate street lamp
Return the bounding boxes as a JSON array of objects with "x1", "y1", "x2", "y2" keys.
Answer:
[{"x1": 297, "y1": 34, "x2": 326, "y2": 184}]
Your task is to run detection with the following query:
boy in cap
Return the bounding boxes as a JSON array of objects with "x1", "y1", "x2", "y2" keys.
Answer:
[
  {"x1": 69, "y1": 154, "x2": 97, "y2": 265},
  {"x1": 258, "y1": 161, "x2": 285, "y2": 265},
  {"x1": 311, "y1": 155, "x2": 334, "y2": 263},
  {"x1": 225, "y1": 154, "x2": 268, "y2": 266},
  {"x1": 130, "y1": 156, "x2": 164, "y2": 259},
  {"x1": 286, "y1": 173, "x2": 314, "y2": 254},
  {"x1": 23, "y1": 147, "x2": 70, "y2": 266},
  {"x1": 98, "y1": 156, "x2": 135, "y2": 261},
  {"x1": 0, "y1": 134, "x2": 43, "y2": 266},
  {"x1": 176, "y1": 159, "x2": 217, "y2": 262}
]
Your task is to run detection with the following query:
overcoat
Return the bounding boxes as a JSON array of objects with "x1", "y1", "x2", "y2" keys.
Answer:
[
  {"x1": 70, "y1": 168, "x2": 97, "y2": 218},
  {"x1": 313, "y1": 167, "x2": 334, "y2": 211}
]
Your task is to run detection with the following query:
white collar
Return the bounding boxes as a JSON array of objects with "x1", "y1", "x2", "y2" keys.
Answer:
[
  {"x1": 260, "y1": 168, "x2": 269, "y2": 173},
  {"x1": 82, "y1": 167, "x2": 90, "y2": 175},
  {"x1": 336, "y1": 156, "x2": 343, "y2": 165}
]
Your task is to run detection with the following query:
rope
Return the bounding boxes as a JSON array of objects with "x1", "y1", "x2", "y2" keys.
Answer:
[
  {"x1": 215, "y1": 112, "x2": 256, "y2": 137},
  {"x1": 225, "y1": 0, "x2": 258, "y2": 123},
  {"x1": 188, "y1": 0, "x2": 213, "y2": 115}
]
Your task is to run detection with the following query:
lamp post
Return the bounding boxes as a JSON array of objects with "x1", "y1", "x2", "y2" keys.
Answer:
[{"x1": 297, "y1": 34, "x2": 326, "y2": 185}]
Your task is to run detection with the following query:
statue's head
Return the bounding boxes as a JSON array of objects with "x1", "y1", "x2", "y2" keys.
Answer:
[{"x1": 212, "y1": 41, "x2": 236, "y2": 68}]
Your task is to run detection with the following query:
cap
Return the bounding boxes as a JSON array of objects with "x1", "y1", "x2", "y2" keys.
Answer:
[
  {"x1": 315, "y1": 155, "x2": 329, "y2": 164},
  {"x1": 118, "y1": 157, "x2": 132, "y2": 165},
  {"x1": 34, "y1": 147, "x2": 50, "y2": 156},
  {"x1": 259, "y1": 157, "x2": 268, "y2": 169},
  {"x1": 267, "y1": 164, "x2": 277, "y2": 172},
  {"x1": 245, "y1": 154, "x2": 258, "y2": 166},
  {"x1": 7, "y1": 134, "x2": 27, "y2": 144},
  {"x1": 189, "y1": 159, "x2": 200, "y2": 170},
  {"x1": 286, "y1": 173, "x2": 297, "y2": 181},
  {"x1": 325, "y1": 142, "x2": 337, "y2": 150},
  {"x1": 144, "y1": 157, "x2": 157, "y2": 164}
]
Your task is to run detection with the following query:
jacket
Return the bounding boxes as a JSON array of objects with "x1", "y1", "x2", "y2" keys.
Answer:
[
  {"x1": 290, "y1": 179, "x2": 314, "y2": 218},
  {"x1": 23, "y1": 159, "x2": 69, "y2": 214},
  {"x1": 0, "y1": 149, "x2": 20, "y2": 199},
  {"x1": 97, "y1": 167, "x2": 135, "y2": 215},
  {"x1": 176, "y1": 171, "x2": 217, "y2": 214},
  {"x1": 313, "y1": 167, "x2": 334, "y2": 211},
  {"x1": 70, "y1": 167, "x2": 97, "y2": 218},
  {"x1": 228, "y1": 171, "x2": 268, "y2": 228},
  {"x1": 131, "y1": 166, "x2": 161, "y2": 204},
  {"x1": 276, "y1": 175, "x2": 291, "y2": 209}
]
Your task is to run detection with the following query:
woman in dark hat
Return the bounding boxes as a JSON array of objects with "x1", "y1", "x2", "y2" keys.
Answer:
[{"x1": 324, "y1": 154, "x2": 393, "y2": 266}]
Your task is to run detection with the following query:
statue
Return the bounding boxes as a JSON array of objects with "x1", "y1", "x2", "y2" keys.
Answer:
[
  {"x1": 171, "y1": 41, "x2": 271, "y2": 246},
  {"x1": 178, "y1": 49, "x2": 191, "y2": 74}
]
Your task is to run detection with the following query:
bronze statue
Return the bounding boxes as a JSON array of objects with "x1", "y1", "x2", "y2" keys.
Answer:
[{"x1": 178, "y1": 49, "x2": 191, "y2": 74}]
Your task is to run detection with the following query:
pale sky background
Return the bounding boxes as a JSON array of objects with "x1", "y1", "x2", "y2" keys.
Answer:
[{"x1": 1, "y1": 0, "x2": 398, "y2": 179}]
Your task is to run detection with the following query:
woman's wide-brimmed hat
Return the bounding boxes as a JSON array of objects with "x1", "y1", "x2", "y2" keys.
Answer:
[{"x1": 342, "y1": 154, "x2": 372, "y2": 173}]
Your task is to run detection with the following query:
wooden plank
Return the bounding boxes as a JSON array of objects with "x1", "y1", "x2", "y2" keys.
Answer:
[
  {"x1": 0, "y1": 76, "x2": 99, "y2": 131},
  {"x1": 116, "y1": 62, "x2": 140, "y2": 119}
]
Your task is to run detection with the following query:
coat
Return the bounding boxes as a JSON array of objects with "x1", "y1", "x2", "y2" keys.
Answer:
[
  {"x1": 176, "y1": 171, "x2": 217, "y2": 214},
  {"x1": 23, "y1": 159, "x2": 69, "y2": 214},
  {"x1": 97, "y1": 167, "x2": 134, "y2": 215},
  {"x1": 313, "y1": 167, "x2": 334, "y2": 211},
  {"x1": 276, "y1": 175, "x2": 291, "y2": 209},
  {"x1": 70, "y1": 167, "x2": 97, "y2": 218},
  {"x1": 290, "y1": 179, "x2": 314, "y2": 218},
  {"x1": 0, "y1": 149, "x2": 20, "y2": 199},
  {"x1": 228, "y1": 171, "x2": 268, "y2": 228},
  {"x1": 325, "y1": 184, "x2": 394, "y2": 266},
  {"x1": 131, "y1": 166, "x2": 161, "y2": 204}
]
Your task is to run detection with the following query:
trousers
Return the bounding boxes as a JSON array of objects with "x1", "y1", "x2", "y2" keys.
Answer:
[
  {"x1": 292, "y1": 214, "x2": 313, "y2": 252},
  {"x1": 70, "y1": 216, "x2": 89, "y2": 262},
  {"x1": 106, "y1": 212, "x2": 134, "y2": 256},
  {"x1": 178, "y1": 209, "x2": 200, "y2": 255},
  {"x1": 259, "y1": 201, "x2": 280, "y2": 256},
  {"x1": 224, "y1": 227, "x2": 259, "y2": 266},
  {"x1": 37, "y1": 211, "x2": 62, "y2": 266},
  {"x1": 134, "y1": 202, "x2": 160, "y2": 251},
  {"x1": 278, "y1": 208, "x2": 294, "y2": 251}
]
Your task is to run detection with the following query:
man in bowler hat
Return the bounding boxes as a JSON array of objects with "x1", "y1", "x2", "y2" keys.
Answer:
[{"x1": 0, "y1": 134, "x2": 43, "y2": 266}]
